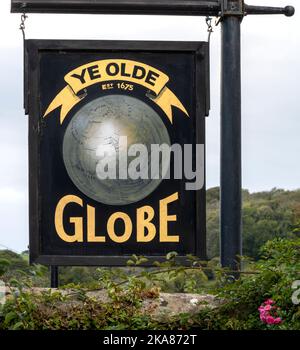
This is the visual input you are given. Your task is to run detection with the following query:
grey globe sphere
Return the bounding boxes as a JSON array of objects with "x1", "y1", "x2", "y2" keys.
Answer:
[{"x1": 63, "y1": 94, "x2": 171, "y2": 205}]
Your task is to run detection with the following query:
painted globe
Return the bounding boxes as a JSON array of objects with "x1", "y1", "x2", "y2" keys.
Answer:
[{"x1": 63, "y1": 94, "x2": 170, "y2": 205}]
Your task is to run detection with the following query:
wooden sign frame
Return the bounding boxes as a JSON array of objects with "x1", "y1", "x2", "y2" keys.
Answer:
[{"x1": 26, "y1": 39, "x2": 209, "y2": 266}]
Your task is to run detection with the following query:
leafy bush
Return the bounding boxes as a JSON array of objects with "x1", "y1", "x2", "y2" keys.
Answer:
[
  {"x1": 182, "y1": 237, "x2": 300, "y2": 330},
  {"x1": 0, "y1": 279, "x2": 159, "y2": 330},
  {"x1": 0, "y1": 238, "x2": 299, "y2": 330}
]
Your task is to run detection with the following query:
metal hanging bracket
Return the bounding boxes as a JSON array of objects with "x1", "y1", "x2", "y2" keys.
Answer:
[
  {"x1": 219, "y1": 0, "x2": 245, "y2": 18},
  {"x1": 206, "y1": 16, "x2": 214, "y2": 42},
  {"x1": 19, "y1": 12, "x2": 29, "y2": 114},
  {"x1": 19, "y1": 12, "x2": 27, "y2": 40}
]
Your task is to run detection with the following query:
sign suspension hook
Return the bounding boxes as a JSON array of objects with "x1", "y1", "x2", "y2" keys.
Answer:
[
  {"x1": 205, "y1": 16, "x2": 214, "y2": 43},
  {"x1": 19, "y1": 12, "x2": 28, "y2": 41},
  {"x1": 19, "y1": 13, "x2": 28, "y2": 114}
]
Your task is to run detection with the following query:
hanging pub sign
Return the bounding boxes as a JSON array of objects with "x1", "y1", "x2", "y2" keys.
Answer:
[{"x1": 26, "y1": 40, "x2": 209, "y2": 265}]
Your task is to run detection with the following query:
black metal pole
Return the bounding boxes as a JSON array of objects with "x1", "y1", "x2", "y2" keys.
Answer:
[
  {"x1": 220, "y1": 14, "x2": 242, "y2": 272},
  {"x1": 50, "y1": 266, "x2": 59, "y2": 288}
]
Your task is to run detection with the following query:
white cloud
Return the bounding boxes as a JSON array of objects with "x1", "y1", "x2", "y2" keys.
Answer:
[{"x1": 0, "y1": 187, "x2": 26, "y2": 202}]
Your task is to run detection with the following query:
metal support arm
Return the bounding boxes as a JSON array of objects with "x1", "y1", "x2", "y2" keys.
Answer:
[
  {"x1": 11, "y1": 0, "x2": 295, "y2": 17},
  {"x1": 245, "y1": 4, "x2": 294, "y2": 16},
  {"x1": 10, "y1": 0, "x2": 222, "y2": 16}
]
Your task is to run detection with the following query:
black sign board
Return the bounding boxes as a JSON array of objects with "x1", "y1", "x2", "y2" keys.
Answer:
[{"x1": 26, "y1": 40, "x2": 209, "y2": 266}]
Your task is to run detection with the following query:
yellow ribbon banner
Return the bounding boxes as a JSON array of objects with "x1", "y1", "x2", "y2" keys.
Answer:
[{"x1": 43, "y1": 59, "x2": 189, "y2": 124}]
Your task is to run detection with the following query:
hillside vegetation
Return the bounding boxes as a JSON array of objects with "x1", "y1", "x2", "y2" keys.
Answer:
[{"x1": 207, "y1": 187, "x2": 300, "y2": 259}]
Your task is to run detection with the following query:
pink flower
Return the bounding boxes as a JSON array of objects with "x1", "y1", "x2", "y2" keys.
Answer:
[
  {"x1": 265, "y1": 315, "x2": 276, "y2": 324},
  {"x1": 258, "y1": 299, "x2": 283, "y2": 325},
  {"x1": 260, "y1": 313, "x2": 267, "y2": 322},
  {"x1": 273, "y1": 317, "x2": 282, "y2": 325}
]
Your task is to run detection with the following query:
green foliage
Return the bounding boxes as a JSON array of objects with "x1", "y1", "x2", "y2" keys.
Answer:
[
  {"x1": 0, "y1": 238, "x2": 299, "y2": 330},
  {"x1": 59, "y1": 267, "x2": 100, "y2": 287},
  {"x1": 0, "y1": 286, "x2": 156, "y2": 330},
  {"x1": 0, "y1": 262, "x2": 162, "y2": 330},
  {"x1": 206, "y1": 187, "x2": 300, "y2": 259},
  {"x1": 0, "y1": 250, "x2": 50, "y2": 287},
  {"x1": 182, "y1": 237, "x2": 300, "y2": 330},
  {"x1": 0, "y1": 258, "x2": 10, "y2": 276},
  {"x1": 0, "y1": 250, "x2": 28, "y2": 274}
]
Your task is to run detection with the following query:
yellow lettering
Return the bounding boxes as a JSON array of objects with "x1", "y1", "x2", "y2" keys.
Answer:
[
  {"x1": 137, "y1": 205, "x2": 156, "y2": 242},
  {"x1": 159, "y1": 192, "x2": 179, "y2": 242},
  {"x1": 107, "y1": 212, "x2": 132, "y2": 243},
  {"x1": 87, "y1": 205, "x2": 106, "y2": 242},
  {"x1": 54, "y1": 195, "x2": 83, "y2": 242},
  {"x1": 54, "y1": 193, "x2": 180, "y2": 244}
]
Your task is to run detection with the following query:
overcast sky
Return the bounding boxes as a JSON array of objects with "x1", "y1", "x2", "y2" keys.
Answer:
[{"x1": 0, "y1": 0, "x2": 299, "y2": 252}]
